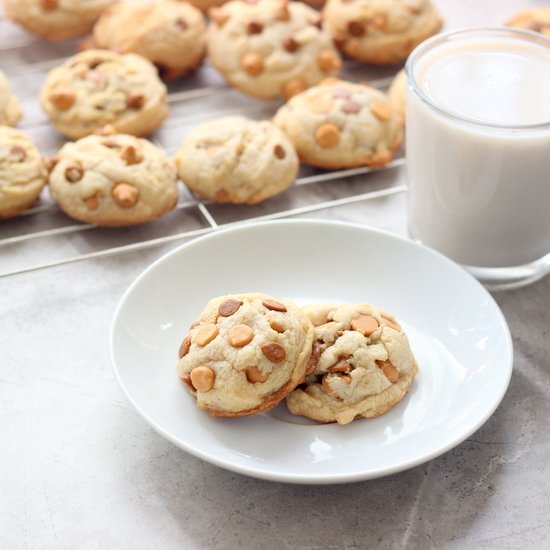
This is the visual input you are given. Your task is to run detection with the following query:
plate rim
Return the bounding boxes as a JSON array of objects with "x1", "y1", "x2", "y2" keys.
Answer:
[{"x1": 110, "y1": 219, "x2": 514, "y2": 484}]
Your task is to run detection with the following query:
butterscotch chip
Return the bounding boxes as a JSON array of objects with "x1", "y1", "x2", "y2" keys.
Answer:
[
  {"x1": 112, "y1": 182, "x2": 139, "y2": 208},
  {"x1": 351, "y1": 314, "x2": 379, "y2": 335},
  {"x1": 190, "y1": 366, "x2": 215, "y2": 392},
  {"x1": 49, "y1": 88, "x2": 76, "y2": 111},
  {"x1": 377, "y1": 360, "x2": 399, "y2": 383},
  {"x1": 342, "y1": 100, "x2": 361, "y2": 114},
  {"x1": 262, "y1": 299, "x2": 287, "y2": 312},
  {"x1": 283, "y1": 79, "x2": 306, "y2": 99},
  {"x1": 283, "y1": 37, "x2": 300, "y2": 53},
  {"x1": 194, "y1": 323, "x2": 218, "y2": 346},
  {"x1": 65, "y1": 163, "x2": 84, "y2": 183},
  {"x1": 179, "y1": 336, "x2": 191, "y2": 358},
  {"x1": 9, "y1": 145, "x2": 27, "y2": 162},
  {"x1": 126, "y1": 94, "x2": 145, "y2": 109},
  {"x1": 348, "y1": 21, "x2": 365, "y2": 36},
  {"x1": 241, "y1": 52, "x2": 264, "y2": 76},
  {"x1": 315, "y1": 123, "x2": 340, "y2": 148},
  {"x1": 247, "y1": 21, "x2": 263, "y2": 34},
  {"x1": 370, "y1": 100, "x2": 392, "y2": 121},
  {"x1": 119, "y1": 144, "x2": 143, "y2": 165},
  {"x1": 218, "y1": 298, "x2": 243, "y2": 317},
  {"x1": 84, "y1": 191, "x2": 101, "y2": 211},
  {"x1": 245, "y1": 366, "x2": 269, "y2": 383},
  {"x1": 261, "y1": 342, "x2": 286, "y2": 362},
  {"x1": 228, "y1": 324, "x2": 254, "y2": 348},
  {"x1": 273, "y1": 144, "x2": 286, "y2": 159},
  {"x1": 269, "y1": 317, "x2": 285, "y2": 333},
  {"x1": 318, "y1": 50, "x2": 341, "y2": 72}
]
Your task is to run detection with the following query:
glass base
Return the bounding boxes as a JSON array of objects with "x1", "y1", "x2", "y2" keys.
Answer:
[
  {"x1": 408, "y1": 227, "x2": 550, "y2": 291},
  {"x1": 463, "y1": 256, "x2": 550, "y2": 291}
]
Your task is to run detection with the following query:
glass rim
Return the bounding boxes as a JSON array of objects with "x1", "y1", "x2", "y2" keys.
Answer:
[{"x1": 405, "y1": 27, "x2": 550, "y2": 131}]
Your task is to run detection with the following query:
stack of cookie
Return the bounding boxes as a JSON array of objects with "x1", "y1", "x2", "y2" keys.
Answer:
[{"x1": 177, "y1": 293, "x2": 418, "y2": 425}]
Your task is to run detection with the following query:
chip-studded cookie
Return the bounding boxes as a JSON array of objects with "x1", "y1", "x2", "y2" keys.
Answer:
[
  {"x1": 4, "y1": 0, "x2": 115, "y2": 41},
  {"x1": 0, "y1": 71, "x2": 23, "y2": 127},
  {"x1": 93, "y1": 0, "x2": 206, "y2": 80},
  {"x1": 0, "y1": 127, "x2": 47, "y2": 219},
  {"x1": 273, "y1": 79, "x2": 402, "y2": 169},
  {"x1": 388, "y1": 69, "x2": 407, "y2": 120},
  {"x1": 286, "y1": 303, "x2": 418, "y2": 425},
  {"x1": 40, "y1": 49, "x2": 168, "y2": 139},
  {"x1": 207, "y1": 0, "x2": 341, "y2": 100},
  {"x1": 177, "y1": 293, "x2": 315, "y2": 417},
  {"x1": 48, "y1": 134, "x2": 178, "y2": 226},
  {"x1": 506, "y1": 8, "x2": 550, "y2": 37},
  {"x1": 174, "y1": 116, "x2": 299, "y2": 204},
  {"x1": 324, "y1": 0, "x2": 442, "y2": 65}
]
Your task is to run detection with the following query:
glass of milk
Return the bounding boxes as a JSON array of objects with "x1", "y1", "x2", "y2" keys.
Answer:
[{"x1": 406, "y1": 28, "x2": 550, "y2": 289}]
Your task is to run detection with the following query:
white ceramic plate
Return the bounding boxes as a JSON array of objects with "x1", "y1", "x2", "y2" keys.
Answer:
[{"x1": 110, "y1": 220, "x2": 513, "y2": 484}]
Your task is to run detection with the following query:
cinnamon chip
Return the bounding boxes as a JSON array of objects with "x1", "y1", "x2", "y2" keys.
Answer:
[
  {"x1": 273, "y1": 145, "x2": 286, "y2": 159},
  {"x1": 262, "y1": 299, "x2": 287, "y2": 312},
  {"x1": 126, "y1": 94, "x2": 145, "y2": 109},
  {"x1": 218, "y1": 299, "x2": 243, "y2": 317},
  {"x1": 65, "y1": 163, "x2": 84, "y2": 183},
  {"x1": 247, "y1": 21, "x2": 263, "y2": 34},
  {"x1": 178, "y1": 336, "x2": 191, "y2": 358},
  {"x1": 283, "y1": 37, "x2": 300, "y2": 53},
  {"x1": 261, "y1": 342, "x2": 286, "y2": 363},
  {"x1": 348, "y1": 21, "x2": 366, "y2": 37},
  {"x1": 9, "y1": 145, "x2": 26, "y2": 162}
]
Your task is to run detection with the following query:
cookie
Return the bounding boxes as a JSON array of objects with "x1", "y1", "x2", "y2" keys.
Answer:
[
  {"x1": 0, "y1": 71, "x2": 23, "y2": 127},
  {"x1": 273, "y1": 79, "x2": 403, "y2": 169},
  {"x1": 207, "y1": 0, "x2": 341, "y2": 100},
  {"x1": 93, "y1": 0, "x2": 206, "y2": 80},
  {"x1": 0, "y1": 127, "x2": 47, "y2": 219},
  {"x1": 174, "y1": 117, "x2": 299, "y2": 204},
  {"x1": 388, "y1": 69, "x2": 407, "y2": 120},
  {"x1": 177, "y1": 293, "x2": 315, "y2": 417},
  {"x1": 286, "y1": 303, "x2": 418, "y2": 425},
  {"x1": 48, "y1": 133, "x2": 178, "y2": 226},
  {"x1": 324, "y1": 0, "x2": 443, "y2": 65},
  {"x1": 506, "y1": 8, "x2": 550, "y2": 37},
  {"x1": 4, "y1": 0, "x2": 115, "y2": 41},
  {"x1": 40, "y1": 49, "x2": 168, "y2": 139}
]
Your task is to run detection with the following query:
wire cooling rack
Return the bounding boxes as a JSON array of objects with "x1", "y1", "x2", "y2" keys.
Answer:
[{"x1": 0, "y1": 10, "x2": 407, "y2": 279}]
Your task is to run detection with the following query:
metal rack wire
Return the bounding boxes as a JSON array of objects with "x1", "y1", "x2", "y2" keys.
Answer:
[{"x1": 0, "y1": 15, "x2": 407, "y2": 279}]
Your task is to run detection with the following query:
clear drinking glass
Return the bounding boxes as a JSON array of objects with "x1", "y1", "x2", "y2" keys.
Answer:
[{"x1": 406, "y1": 28, "x2": 550, "y2": 289}]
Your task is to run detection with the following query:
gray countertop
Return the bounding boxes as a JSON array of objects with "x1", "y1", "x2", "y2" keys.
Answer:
[{"x1": 2, "y1": 1, "x2": 550, "y2": 549}]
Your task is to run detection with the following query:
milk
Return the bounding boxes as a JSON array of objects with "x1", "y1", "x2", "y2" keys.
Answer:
[{"x1": 407, "y1": 30, "x2": 550, "y2": 269}]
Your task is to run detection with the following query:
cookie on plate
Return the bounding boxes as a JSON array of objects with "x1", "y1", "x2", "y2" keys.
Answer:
[
  {"x1": 388, "y1": 69, "x2": 407, "y2": 120},
  {"x1": 286, "y1": 303, "x2": 418, "y2": 425},
  {"x1": 93, "y1": 0, "x2": 206, "y2": 80},
  {"x1": 0, "y1": 127, "x2": 47, "y2": 219},
  {"x1": 174, "y1": 116, "x2": 299, "y2": 204},
  {"x1": 48, "y1": 133, "x2": 178, "y2": 226},
  {"x1": 506, "y1": 8, "x2": 550, "y2": 37},
  {"x1": 0, "y1": 71, "x2": 23, "y2": 127},
  {"x1": 177, "y1": 293, "x2": 315, "y2": 417},
  {"x1": 40, "y1": 49, "x2": 168, "y2": 139},
  {"x1": 207, "y1": 0, "x2": 341, "y2": 100},
  {"x1": 4, "y1": 0, "x2": 115, "y2": 41},
  {"x1": 323, "y1": 0, "x2": 443, "y2": 65},
  {"x1": 273, "y1": 79, "x2": 403, "y2": 169}
]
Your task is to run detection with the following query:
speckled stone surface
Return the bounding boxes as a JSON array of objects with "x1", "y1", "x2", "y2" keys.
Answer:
[{"x1": 1, "y1": 1, "x2": 550, "y2": 549}]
